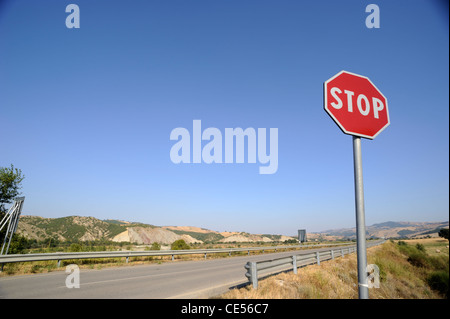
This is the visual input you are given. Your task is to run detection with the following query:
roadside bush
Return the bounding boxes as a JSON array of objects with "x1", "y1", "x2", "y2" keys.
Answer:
[
  {"x1": 171, "y1": 239, "x2": 190, "y2": 250},
  {"x1": 396, "y1": 242, "x2": 429, "y2": 268},
  {"x1": 150, "y1": 242, "x2": 161, "y2": 250},
  {"x1": 427, "y1": 271, "x2": 449, "y2": 297},
  {"x1": 407, "y1": 251, "x2": 429, "y2": 268},
  {"x1": 69, "y1": 243, "x2": 82, "y2": 252},
  {"x1": 393, "y1": 240, "x2": 449, "y2": 297},
  {"x1": 415, "y1": 243, "x2": 425, "y2": 252},
  {"x1": 398, "y1": 241, "x2": 422, "y2": 256},
  {"x1": 31, "y1": 264, "x2": 43, "y2": 273},
  {"x1": 428, "y1": 254, "x2": 449, "y2": 271}
]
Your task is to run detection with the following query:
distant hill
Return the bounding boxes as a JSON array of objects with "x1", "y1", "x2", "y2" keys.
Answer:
[
  {"x1": 16, "y1": 215, "x2": 297, "y2": 245},
  {"x1": 17, "y1": 216, "x2": 127, "y2": 242},
  {"x1": 316, "y1": 221, "x2": 449, "y2": 239},
  {"x1": 17, "y1": 215, "x2": 448, "y2": 245},
  {"x1": 162, "y1": 226, "x2": 225, "y2": 243},
  {"x1": 17, "y1": 216, "x2": 202, "y2": 245}
]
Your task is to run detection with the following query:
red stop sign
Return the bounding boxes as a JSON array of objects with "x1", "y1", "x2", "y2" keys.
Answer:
[{"x1": 324, "y1": 71, "x2": 389, "y2": 139}]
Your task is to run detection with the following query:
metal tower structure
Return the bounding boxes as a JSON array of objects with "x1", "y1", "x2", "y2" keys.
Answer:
[{"x1": 0, "y1": 197, "x2": 25, "y2": 255}]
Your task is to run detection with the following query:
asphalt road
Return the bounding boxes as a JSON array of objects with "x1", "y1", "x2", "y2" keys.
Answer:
[{"x1": 0, "y1": 245, "x2": 351, "y2": 299}]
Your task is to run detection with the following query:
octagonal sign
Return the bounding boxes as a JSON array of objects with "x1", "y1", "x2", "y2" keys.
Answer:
[{"x1": 324, "y1": 71, "x2": 389, "y2": 139}]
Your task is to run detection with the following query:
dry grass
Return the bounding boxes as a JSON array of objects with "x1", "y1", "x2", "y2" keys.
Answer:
[
  {"x1": 0, "y1": 255, "x2": 179, "y2": 277},
  {"x1": 220, "y1": 241, "x2": 447, "y2": 299},
  {"x1": 402, "y1": 237, "x2": 449, "y2": 257},
  {"x1": 0, "y1": 245, "x2": 309, "y2": 277}
]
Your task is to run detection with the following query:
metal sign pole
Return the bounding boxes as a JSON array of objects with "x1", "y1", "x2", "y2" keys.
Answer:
[{"x1": 352, "y1": 136, "x2": 369, "y2": 299}]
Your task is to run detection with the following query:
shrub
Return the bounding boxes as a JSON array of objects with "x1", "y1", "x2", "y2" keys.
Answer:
[
  {"x1": 31, "y1": 264, "x2": 42, "y2": 273},
  {"x1": 171, "y1": 239, "x2": 190, "y2": 250},
  {"x1": 407, "y1": 252, "x2": 429, "y2": 268},
  {"x1": 69, "y1": 243, "x2": 82, "y2": 252},
  {"x1": 397, "y1": 241, "x2": 425, "y2": 257},
  {"x1": 150, "y1": 242, "x2": 161, "y2": 250},
  {"x1": 427, "y1": 271, "x2": 449, "y2": 297},
  {"x1": 415, "y1": 243, "x2": 425, "y2": 252},
  {"x1": 428, "y1": 255, "x2": 449, "y2": 271}
]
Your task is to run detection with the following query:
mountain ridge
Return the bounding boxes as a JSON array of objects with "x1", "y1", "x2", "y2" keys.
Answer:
[
  {"x1": 16, "y1": 215, "x2": 298, "y2": 245},
  {"x1": 16, "y1": 215, "x2": 449, "y2": 244},
  {"x1": 315, "y1": 220, "x2": 449, "y2": 239}
]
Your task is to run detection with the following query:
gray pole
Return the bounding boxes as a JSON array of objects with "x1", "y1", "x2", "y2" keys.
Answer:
[{"x1": 352, "y1": 136, "x2": 369, "y2": 299}]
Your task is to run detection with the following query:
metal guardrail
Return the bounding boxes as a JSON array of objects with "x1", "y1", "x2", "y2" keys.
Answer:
[
  {"x1": 244, "y1": 240, "x2": 385, "y2": 289},
  {"x1": 0, "y1": 242, "x2": 355, "y2": 267}
]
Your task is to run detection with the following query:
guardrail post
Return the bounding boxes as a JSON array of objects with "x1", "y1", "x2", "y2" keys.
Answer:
[
  {"x1": 57, "y1": 260, "x2": 61, "y2": 268},
  {"x1": 316, "y1": 252, "x2": 320, "y2": 265},
  {"x1": 341, "y1": 248, "x2": 344, "y2": 257},
  {"x1": 245, "y1": 262, "x2": 258, "y2": 289},
  {"x1": 126, "y1": 257, "x2": 129, "y2": 263},
  {"x1": 204, "y1": 253, "x2": 207, "y2": 259},
  {"x1": 292, "y1": 255, "x2": 297, "y2": 274},
  {"x1": 251, "y1": 262, "x2": 258, "y2": 289},
  {"x1": 172, "y1": 254, "x2": 174, "y2": 261},
  {"x1": 331, "y1": 250, "x2": 334, "y2": 260}
]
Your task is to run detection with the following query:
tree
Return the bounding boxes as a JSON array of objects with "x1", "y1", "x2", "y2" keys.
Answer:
[
  {"x1": 171, "y1": 239, "x2": 190, "y2": 250},
  {"x1": 438, "y1": 228, "x2": 449, "y2": 240},
  {"x1": 8, "y1": 235, "x2": 30, "y2": 254},
  {"x1": 0, "y1": 164, "x2": 26, "y2": 253},
  {"x1": 0, "y1": 164, "x2": 25, "y2": 213}
]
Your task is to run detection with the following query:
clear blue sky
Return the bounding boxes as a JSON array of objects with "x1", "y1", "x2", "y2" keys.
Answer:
[{"x1": 1, "y1": 0, "x2": 448, "y2": 235}]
